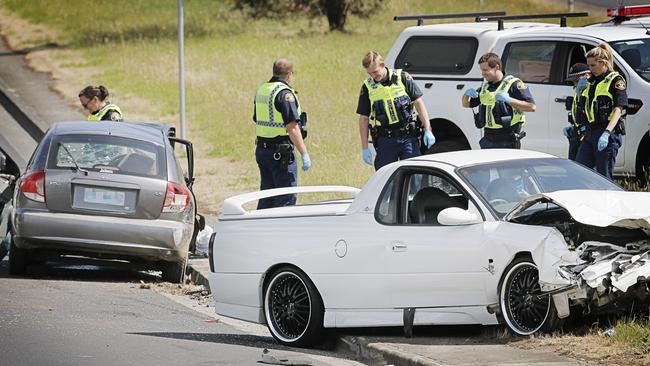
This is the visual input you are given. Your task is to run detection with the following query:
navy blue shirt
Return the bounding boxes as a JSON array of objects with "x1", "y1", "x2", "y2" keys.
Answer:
[
  {"x1": 356, "y1": 68, "x2": 423, "y2": 117},
  {"x1": 253, "y1": 76, "x2": 301, "y2": 125},
  {"x1": 467, "y1": 77, "x2": 535, "y2": 108}
]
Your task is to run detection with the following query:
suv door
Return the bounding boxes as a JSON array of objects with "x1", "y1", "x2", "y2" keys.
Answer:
[{"x1": 501, "y1": 41, "x2": 561, "y2": 154}]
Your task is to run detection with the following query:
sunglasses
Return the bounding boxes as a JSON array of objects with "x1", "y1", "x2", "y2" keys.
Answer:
[{"x1": 81, "y1": 97, "x2": 95, "y2": 109}]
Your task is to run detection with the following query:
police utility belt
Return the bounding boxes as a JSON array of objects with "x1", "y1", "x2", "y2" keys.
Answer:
[
  {"x1": 256, "y1": 138, "x2": 294, "y2": 169},
  {"x1": 585, "y1": 120, "x2": 626, "y2": 135},
  {"x1": 370, "y1": 121, "x2": 420, "y2": 139}
]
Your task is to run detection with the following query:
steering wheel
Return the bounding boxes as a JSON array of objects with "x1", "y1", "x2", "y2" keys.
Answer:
[{"x1": 489, "y1": 198, "x2": 509, "y2": 206}]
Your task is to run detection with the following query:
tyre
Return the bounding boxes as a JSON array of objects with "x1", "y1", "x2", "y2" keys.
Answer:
[
  {"x1": 264, "y1": 267, "x2": 324, "y2": 347},
  {"x1": 499, "y1": 258, "x2": 561, "y2": 335},
  {"x1": 8, "y1": 236, "x2": 27, "y2": 276},
  {"x1": 161, "y1": 258, "x2": 186, "y2": 283},
  {"x1": 423, "y1": 139, "x2": 468, "y2": 155}
]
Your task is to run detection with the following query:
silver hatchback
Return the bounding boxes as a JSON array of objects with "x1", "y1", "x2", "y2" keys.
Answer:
[{"x1": 9, "y1": 122, "x2": 198, "y2": 282}]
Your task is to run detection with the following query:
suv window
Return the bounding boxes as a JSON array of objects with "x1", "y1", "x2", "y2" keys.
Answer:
[
  {"x1": 611, "y1": 38, "x2": 650, "y2": 82},
  {"x1": 394, "y1": 36, "x2": 478, "y2": 75},
  {"x1": 503, "y1": 41, "x2": 557, "y2": 83}
]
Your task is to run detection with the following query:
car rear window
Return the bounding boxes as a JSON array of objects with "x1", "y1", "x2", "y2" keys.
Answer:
[
  {"x1": 48, "y1": 135, "x2": 166, "y2": 179},
  {"x1": 394, "y1": 36, "x2": 478, "y2": 75}
]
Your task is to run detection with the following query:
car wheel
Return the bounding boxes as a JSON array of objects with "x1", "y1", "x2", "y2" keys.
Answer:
[
  {"x1": 499, "y1": 258, "x2": 560, "y2": 336},
  {"x1": 8, "y1": 236, "x2": 27, "y2": 276},
  {"x1": 264, "y1": 267, "x2": 324, "y2": 347},
  {"x1": 161, "y1": 258, "x2": 186, "y2": 283}
]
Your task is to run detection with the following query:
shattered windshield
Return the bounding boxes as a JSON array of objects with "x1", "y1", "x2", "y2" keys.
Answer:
[
  {"x1": 457, "y1": 158, "x2": 622, "y2": 218},
  {"x1": 610, "y1": 38, "x2": 650, "y2": 82}
]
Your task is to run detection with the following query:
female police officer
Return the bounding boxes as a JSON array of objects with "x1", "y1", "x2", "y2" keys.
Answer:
[
  {"x1": 575, "y1": 44, "x2": 628, "y2": 179},
  {"x1": 78, "y1": 85, "x2": 123, "y2": 122}
]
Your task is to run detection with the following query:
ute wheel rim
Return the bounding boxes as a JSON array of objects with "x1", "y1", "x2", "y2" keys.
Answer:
[
  {"x1": 264, "y1": 271, "x2": 312, "y2": 343},
  {"x1": 500, "y1": 262, "x2": 550, "y2": 335}
]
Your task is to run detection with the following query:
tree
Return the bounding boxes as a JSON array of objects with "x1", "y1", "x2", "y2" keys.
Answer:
[{"x1": 234, "y1": 0, "x2": 383, "y2": 31}]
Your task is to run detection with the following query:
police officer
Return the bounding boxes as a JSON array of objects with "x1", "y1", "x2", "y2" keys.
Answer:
[
  {"x1": 563, "y1": 63, "x2": 590, "y2": 161},
  {"x1": 253, "y1": 58, "x2": 310, "y2": 209},
  {"x1": 576, "y1": 44, "x2": 627, "y2": 180},
  {"x1": 462, "y1": 53, "x2": 536, "y2": 149},
  {"x1": 357, "y1": 51, "x2": 435, "y2": 171},
  {"x1": 78, "y1": 85, "x2": 123, "y2": 121}
]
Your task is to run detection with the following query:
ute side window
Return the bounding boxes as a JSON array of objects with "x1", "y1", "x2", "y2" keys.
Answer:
[
  {"x1": 503, "y1": 41, "x2": 558, "y2": 84},
  {"x1": 394, "y1": 36, "x2": 478, "y2": 75}
]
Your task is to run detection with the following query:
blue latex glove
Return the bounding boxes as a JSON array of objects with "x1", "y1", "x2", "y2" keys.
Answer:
[
  {"x1": 495, "y1": 92, "x2": 512, "y2": 104},
  {"x1": 362, "y1": 148, "x2": 373, "y2": 166},
  {"x1": 464, "y1": 88, "x2": 478, "y2": 98},
  {"x1": 423, "y1": 130, "x2": 436, "y2": 148},
  {"x1": 301, "y1": 153, "x2": 311, "y2": 171},
  {"x1": 575, "y1": 77, "x2": 588, "y2": 94},
  {"x1": 579, "y1": 125, "x2": 586, "y2": 133},
  {"x1": 562, "y1": 126, "x2": 571, "y2": 138},
  {"x1": 597, "y1": 131, "x2": 610, "y2": 151}
]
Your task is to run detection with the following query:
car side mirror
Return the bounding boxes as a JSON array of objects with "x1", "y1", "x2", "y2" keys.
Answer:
[{"x1": 437, "y1": 207, "x2": 482, "y2": 226}]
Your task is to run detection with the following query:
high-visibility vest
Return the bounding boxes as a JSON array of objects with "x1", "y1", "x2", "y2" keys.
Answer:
[
  {"x1": 254, "y1": 82, "x2": 301, "y2": 138},
  {"x1": 364, "y1": 68, "x2": 413, "y2": 127},
  {"x1": 581, "y1": 71, "x2": 620, "y2": 124},
  {"x1": 87, "y1": 103, "x2": 122, "y2": 121},
  {"x1": 479, "y1": 75, "x2": 525, "y2": 129}
]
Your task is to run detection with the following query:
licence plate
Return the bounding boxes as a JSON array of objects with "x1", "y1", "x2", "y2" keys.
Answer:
[{"x1": 83, "y1": 188, "x2": 125, "y2": 206}]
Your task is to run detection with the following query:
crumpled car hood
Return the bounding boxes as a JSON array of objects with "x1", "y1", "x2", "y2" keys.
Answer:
[{"x1": 505, "y1": 189, "x2": 650, "y2": 230}]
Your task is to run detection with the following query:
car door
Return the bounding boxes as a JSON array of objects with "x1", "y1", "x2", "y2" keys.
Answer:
[
  {"x1": 501, "y1": 40, "x2": 561, "y2": 153},
  {"x1": 376, "y1": 166, "x2": 490, "y2": 308}
]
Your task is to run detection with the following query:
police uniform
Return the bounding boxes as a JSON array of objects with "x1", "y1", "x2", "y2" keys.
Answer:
[
  {"x1": 566, "y1": 85, "x2": 588, "y2": 161},
  {"x1": 253, "y1": 76, "x2": 303, "y2": 209},
  {"x1": 357, "y1": 68, "x2": 423, "y2": 170},
  {"x1": 87, "y1": 103, "x2": 123, "y2": 122},
  {"x1": 575, "y1": 70, "x2": 628, "y2": 179},
  {"x1": 468, "y1": 76, "x2": 534, "y2": 149}
]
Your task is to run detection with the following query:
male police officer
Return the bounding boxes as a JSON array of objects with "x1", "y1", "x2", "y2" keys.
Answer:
[
  {"x1": 357, "y1": 51, "x2": 435, "y2": 170},
  {"x1": 253, "y1": 58, "x2": 310, "y2": 209},
  {"x1": 462, "y1": 53, "x2": 536, "y2": 149},
  {"x1": 563, "y1": 63, "x2": 590, "y2": 161}
]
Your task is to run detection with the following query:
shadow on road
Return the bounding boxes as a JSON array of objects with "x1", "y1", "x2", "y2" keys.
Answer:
[
  {"x1": 129, "y1": 331, "x2": 351, "y2": 359},
  {"x1": 0, "y1": 257, "x2": 164, "y2": 283}
]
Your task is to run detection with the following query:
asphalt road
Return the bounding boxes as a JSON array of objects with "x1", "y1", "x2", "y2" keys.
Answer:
[{"x1": 0, "y1": 259, "x2": 362, "y2": 366}]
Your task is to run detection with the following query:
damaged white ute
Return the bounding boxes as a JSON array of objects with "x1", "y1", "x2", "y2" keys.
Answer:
[{"x1": 208, "y1": 149, "x2": 650, "y2": 347}]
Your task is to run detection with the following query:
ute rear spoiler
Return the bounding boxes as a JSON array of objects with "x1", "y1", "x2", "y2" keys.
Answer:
[{"x1": 222, "y1": 185, "x2": 361, "y2": 215}]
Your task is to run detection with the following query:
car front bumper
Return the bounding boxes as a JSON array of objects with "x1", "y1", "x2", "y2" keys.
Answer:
[{"x1": 12, "y1": 209, "x2": 193, "y2": 262}]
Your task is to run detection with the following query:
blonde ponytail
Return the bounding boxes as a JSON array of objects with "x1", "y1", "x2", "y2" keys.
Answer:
[{"x1": 586, "y1": 43, "x2": 614, "y2": 70}]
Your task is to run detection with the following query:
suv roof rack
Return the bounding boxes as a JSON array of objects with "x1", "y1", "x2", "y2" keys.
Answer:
[
  {"x1": 475, "y1": 12, "x2": 589, "y2": 30},
  {"x1": 394, "y1": 11, "x2": 506, "y2": 26}
]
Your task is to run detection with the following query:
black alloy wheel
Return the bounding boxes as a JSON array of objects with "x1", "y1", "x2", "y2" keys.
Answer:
[
  {"x1": 500, "y1": 259, "x2": 553, "y2": 335},
  {"x1": 264, "y1": 268, "x2": 323, "y2": 347}
]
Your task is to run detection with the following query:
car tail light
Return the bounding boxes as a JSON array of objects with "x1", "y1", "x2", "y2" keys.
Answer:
[
  {"x1": 162, "y1": 181, "x2": 190, "y2": 213},
  {"x1": 20, "y1": 170, "x2": 45, "y2": 202},
  {"x1": 608, "y1": 5, "x2": 650, "y2": 17}
]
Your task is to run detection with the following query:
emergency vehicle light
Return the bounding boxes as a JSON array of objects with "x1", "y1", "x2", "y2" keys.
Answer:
[{"x1": 608, "y1": 5, "x2": 650, "y2": 18}]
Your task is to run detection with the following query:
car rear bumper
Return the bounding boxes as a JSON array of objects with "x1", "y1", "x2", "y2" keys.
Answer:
[{"x1": 12, "y1": 209, "x2": 193, "y2": 262}]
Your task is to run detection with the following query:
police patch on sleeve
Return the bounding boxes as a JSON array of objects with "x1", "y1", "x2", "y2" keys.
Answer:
[
  {"x1": 516, "y1": 81, "x2": 528, "y2": 90},
  {"x1": 284, "y1": 92, "x2": 296, "y2": 102},
  {"x1": 615, "y1": 79, "x2": 626, "y2": 91},
  {"x1": 403, "y1": 71, "x2": 413, "y2": 81}
]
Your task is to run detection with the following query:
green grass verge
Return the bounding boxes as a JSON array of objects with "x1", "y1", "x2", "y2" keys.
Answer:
[{"x1": 0, "y1": 0, "x2": 609, "y2": 188}]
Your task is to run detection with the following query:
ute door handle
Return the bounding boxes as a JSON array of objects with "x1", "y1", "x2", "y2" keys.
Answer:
[
  {"x1": 555, "y1": 97, "x2": 567, "y2": 103},
  {"x1": 391, "y1": 241, "x2": 408, "y2": 252}
]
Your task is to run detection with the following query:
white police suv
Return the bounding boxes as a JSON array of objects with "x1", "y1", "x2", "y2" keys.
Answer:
[{"x1": 385, "y1": 6, "x2": 650, "y2": 181}]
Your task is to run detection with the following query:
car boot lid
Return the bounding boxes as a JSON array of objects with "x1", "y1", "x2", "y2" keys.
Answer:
[{"x1": 504, "y1": 189, "x2": 650, "y2": 230}]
